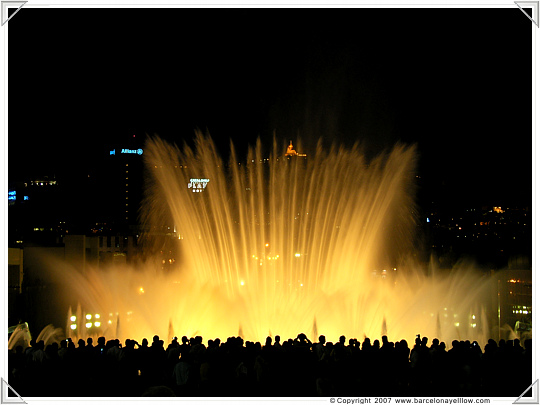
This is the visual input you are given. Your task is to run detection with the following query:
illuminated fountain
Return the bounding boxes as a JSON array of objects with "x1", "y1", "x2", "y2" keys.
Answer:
[{"x1": 57, "y1": 133, "x2": 493, "y2": 345}]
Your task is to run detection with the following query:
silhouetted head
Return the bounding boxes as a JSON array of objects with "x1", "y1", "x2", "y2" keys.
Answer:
[
  {"x1": 373, "y1": 340, "x2": 380, "y2": 349},
  {"x1": 142, "y1": 338, "x2": 149, "y2": 347},
  {"x1": 319, "y1": 335, "x2": 326, "y2": 344},
  {"x1": 382, "y1": 335, "x2": 388, "y2": 344},
  {"x1": 87, "y1": 337, "x2": 93, "y2": 346},
  {"x1": 265, "y1": 336, "x2": 272, "y2": 346},
  {"x1": 98, "y1": 336, "x2": 106, "y2": 345},
  {"x1": 275, "y1": 335, "x2": 281, "y2": 343},
  {"x1": 78, "y1": 339, "x2": 85, "y2": 348},
  {"x1": 432, "y1": 338, "x2": 439, "y2": 347},
  {"x1": 421, "y1": 336, "x2": 428, "y2": 346},
  {"x1": 153, "y1": 335, "x2": 160, "y2": 343},
  {"x1": 339, "y1": 335, "x2": 346, "y2": 344}
]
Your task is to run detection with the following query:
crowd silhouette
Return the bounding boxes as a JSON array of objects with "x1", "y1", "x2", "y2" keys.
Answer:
[{"x1": 7, "y1": 333, "x2": 532, "y2": 397}]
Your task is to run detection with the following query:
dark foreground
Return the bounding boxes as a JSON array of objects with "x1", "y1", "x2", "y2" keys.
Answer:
[{"x1": 7, "y1": 334, "x2": 532, "y2": 397}]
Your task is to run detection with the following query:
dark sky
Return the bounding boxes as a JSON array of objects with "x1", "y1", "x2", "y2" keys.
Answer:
[{"x1": 7, "y1": 7, "x2": 533, "y2": 208}]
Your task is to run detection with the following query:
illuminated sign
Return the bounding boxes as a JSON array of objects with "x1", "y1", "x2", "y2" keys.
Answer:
[
  {"x1": 110, "y1": 149, "x2": 143, "y2": 156},
  {"x1": 188, "y1": 178, "x2": 209, "y2": 192},
  {"x1": 122, "y1": 148, "x2": 143, "y2": 155},
  {"x1": 8, "y1": 190, "x2": 16, "y2": 201},
  {"x1": 24, "y1": 196, "x2": 29, "y2": 201},
  {"x1": 8, "y1": 191, "x2": 16, "y2": 196}
]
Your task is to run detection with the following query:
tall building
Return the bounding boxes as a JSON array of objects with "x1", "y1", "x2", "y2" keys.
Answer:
[{"x1": 102, "y1": 135, "x2": 145, "y2": 234}]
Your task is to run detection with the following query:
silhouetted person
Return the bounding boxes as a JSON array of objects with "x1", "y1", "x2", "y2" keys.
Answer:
[{"x1": 314, "y1": 335, "x2": 327, "y2": 360}]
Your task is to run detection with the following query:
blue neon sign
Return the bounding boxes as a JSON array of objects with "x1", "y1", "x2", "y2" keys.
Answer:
[
  {"x1": 110, "y1": 148, "x2": 143, "y2": 156},
  {"x1": 121, "y1": 148, "x2": 143, "y2": 155}
]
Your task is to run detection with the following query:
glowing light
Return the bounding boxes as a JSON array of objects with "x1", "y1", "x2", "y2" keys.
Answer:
[
  {"x1": 108, "y1": 320, "x2": 112, "y2": 325},
  {"x1": 295, "y1": 253, "x2": 301, "y2": 258},
  {"x1": 265, "y1": 243, "x2": 269, "y2": 247},
  {"x1": 240, "y1": 281, "x2": 245, "y2": 286},
  {"x1": 139, "y1": 287, "x2": 145, "y2": 294},
  {"x1": 86, "y1": 314, "x2": 92, "y2": 320},
  {"x1": 70, "y1": 316, "x2": 77, "y2": 322},
  {"x1": 85, "y1": 322, "x2": 92, "y2": 328},
  {"x1": 472, "y1": 315, "x2": 476, "y2": 320},
  {"x1": 95, "y1": 314, "x2": 100, "y2": 319},
  {"x1": 94, "y1": 322, "x2": 101, "y2": 327},
  {"x1": 70, "y1": 324, "x2": 77, "y2": 330},
  {"x1": 454, "y1": 323, "x2": 460, "y2": 327}
]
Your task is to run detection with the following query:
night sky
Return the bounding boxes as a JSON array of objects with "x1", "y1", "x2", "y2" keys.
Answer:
[{"x1": 7, "y1": 6, "x2": 533, "y2": 209}]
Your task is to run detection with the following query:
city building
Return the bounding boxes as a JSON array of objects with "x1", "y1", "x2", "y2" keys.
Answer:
[
  {"x1": 103, "y1": 135, "x2": 145, "y2": 234},
  {"x1": 491, "y1": 269, "x2": 532, "y2": 340}
]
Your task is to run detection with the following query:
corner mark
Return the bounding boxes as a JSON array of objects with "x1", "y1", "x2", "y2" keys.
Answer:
[
  {"x1": 515, "y1": 1, "x2": 540, "y2": 27},
  {"x1": 514, "y1": 379, "x2": 539, "y2": 404},
  {"x1": 0, "y1": 378, "x2": 26, "y2": 404},
  {"x1": 1, "y1": 1, "x2": 27, "y2": 26}
]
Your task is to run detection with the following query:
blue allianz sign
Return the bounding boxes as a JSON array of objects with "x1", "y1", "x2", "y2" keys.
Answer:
[{"x1": 110, "y1": 148, "x2": 143, "y2": 156}]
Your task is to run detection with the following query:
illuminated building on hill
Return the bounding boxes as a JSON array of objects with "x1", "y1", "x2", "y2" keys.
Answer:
[{"x1": 284, "y1": 140, "x2": 307, "y2": 161}]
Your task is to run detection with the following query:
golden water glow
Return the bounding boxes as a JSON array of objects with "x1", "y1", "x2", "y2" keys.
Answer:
[{"x1": 60, "y1": 133, "x2": 492, "y2": 345}]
